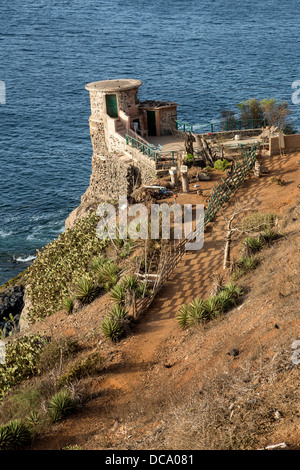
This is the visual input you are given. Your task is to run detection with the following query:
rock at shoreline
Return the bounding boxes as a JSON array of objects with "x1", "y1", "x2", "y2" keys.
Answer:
[{"x1": 0, "y1": 285, "x2": 24, "y2": 328}]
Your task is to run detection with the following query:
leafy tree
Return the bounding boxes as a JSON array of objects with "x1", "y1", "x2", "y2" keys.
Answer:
[
  {"x1": 236, "y1": 98, "x2": 265, "y2": 128},
  {"x1": 260, "y1": 98, "x2": 291, "y2": 130}
]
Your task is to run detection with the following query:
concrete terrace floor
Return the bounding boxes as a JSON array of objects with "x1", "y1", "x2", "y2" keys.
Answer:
[{"x1": 147, "y1": 135, "x2": 187, "y2": 153}]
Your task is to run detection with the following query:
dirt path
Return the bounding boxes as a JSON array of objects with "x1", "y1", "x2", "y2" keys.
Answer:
[{"x1": 31, "y1": 150, "x2": 300, "y2": 450}]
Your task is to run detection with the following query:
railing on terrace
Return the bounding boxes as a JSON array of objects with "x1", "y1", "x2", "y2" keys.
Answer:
[
  {"x1": 176, "y1": 119, "x2": 267, "y2": 134},
  {"x1": 175, "y1": 120, "x2": 194, "y2": 133},
  {"x1": 125, "y1": 134, "x2": 159, "y2": 162}
]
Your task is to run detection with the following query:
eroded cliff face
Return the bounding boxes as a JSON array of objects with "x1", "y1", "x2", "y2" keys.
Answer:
[{"x1": 65, "y1": 151, "x2": 156, "y2": 229}]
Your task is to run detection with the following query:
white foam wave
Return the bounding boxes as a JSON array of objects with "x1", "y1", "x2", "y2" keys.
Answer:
[
  {"x1": 14, "y1": 255, "x2": 36, "y2": 263},
  {"x1": 0, "y1": 230, "x2": 12, "y2": 238}
]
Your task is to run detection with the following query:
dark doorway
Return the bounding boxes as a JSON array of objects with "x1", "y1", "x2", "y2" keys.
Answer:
[
  {"x1": 105, "y1": 94, "x2": 118, "y2": 118},
  {"x1": 147, "y1": 110, "x2": 156, "y2": 136}
]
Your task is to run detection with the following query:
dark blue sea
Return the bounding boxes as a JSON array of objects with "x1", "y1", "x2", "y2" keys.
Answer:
[{"x1": 1, "y1": 0, "x2": 300, "y2": 284}]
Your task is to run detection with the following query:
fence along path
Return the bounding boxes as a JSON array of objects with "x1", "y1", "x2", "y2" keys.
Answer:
[{"x1": 135, "y1": 146, "x2": 257, "y2": 318}]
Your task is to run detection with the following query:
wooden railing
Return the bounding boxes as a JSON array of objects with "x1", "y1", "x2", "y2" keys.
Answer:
[{"x1": 135, "y1": 145, "x2": 257, "y2": 319}]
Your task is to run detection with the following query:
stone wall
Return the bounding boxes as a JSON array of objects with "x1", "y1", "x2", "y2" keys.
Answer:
[
  {"x1": 159, "y1": 106, "x2": 177, "y2": 135},
  {"x1": 269, "y1": 133, "x2": 300, "y2": 155}
]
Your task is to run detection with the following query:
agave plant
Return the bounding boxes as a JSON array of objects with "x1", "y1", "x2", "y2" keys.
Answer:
[
  {"x1": 202, "y1": 296, "x2": 222, "y2": 319},
  {"x1": 0, "y1": 420, "x2": 32, "y2": 450},
  {"x1": 97, "y1": 263, "x2": 120, "y2": 290},
  {"x1": 216, "y1": 290, "x2": 235, "y2": 313},
  {"x1": 62, "y1": 296, "x2": 75, "y2": 314},
  {"x1": 100, "y1": 317, "x2": 125, "y2": 342},
  {"x1": 90, "y1": 255, "x2": 107, "y2": 272},
  {"x1": 109, "y1": 284, "x2": 127, "y2": 305},
  {"x1": 238, "y1": 255, "x2": 258, "y2": 271},
  {"x1": 223, "y1": 282, "x2": 243, "y2": 299},
  {"x1": 243, "y1": 236, "x2": 264, "y2": 255},
  {"x1": 48, "y1": 391, "x2": 77, "y2": 423},
  {"x1": 73, "y1": 277, "x2": 98, "y2": 304},
  {"x1": 108, "y1": 304, "x2": 128, "y2": 321},
  {"x1": 135, "y1": 282, "x2": 152, "y2": 299},
  {"x1": 261, "y1": 228, "x2": 278, "y2": 244},
  {"x1": 177, "y1": 304, "x2": 191, "y2": 330},
  {"x1": 189, "y1": 298, "x2": 207, "y2": 323},
  {"x1": 0, "y1": 424, "x2": 14, "y2": 450}
]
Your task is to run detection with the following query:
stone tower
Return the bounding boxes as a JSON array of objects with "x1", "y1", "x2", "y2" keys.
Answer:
[{"x1": 65, "y1": 78, "x2": 179, "y2": 228}]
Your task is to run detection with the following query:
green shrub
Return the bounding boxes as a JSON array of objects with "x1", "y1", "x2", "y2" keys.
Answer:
[
  {"x1": 214, "y1": 159, "x2": 230, "y2": 171},
  {"x1": 185, "y1": 153, "x2": 195, "y2": 168},
  {"x1": 119, "y1": 241, "x2": 133, "y2": 259},
  {"x1": 90, "y1": 255, "x2": 107, "y2": 272},
  {"x1": 109, "y1": 284, "x2": 127, "y2": 305},
  {"x1": 223, "y1": 282, "x2": 244, "y2": 299},
  {"x1": 177, "y1": 283, "x2": 243, "y2": 330},
  {"x1": 59, "y1": 352, "x2": 104, "y2": 386},
  {"x1": 177, "y1": 304, "x2": 191, "y2": 330},
  {"x1": 239, "y1": 212, "x2": 278, "y2": 232},
  {"x1": 26, "y1": 213, "x2": 109, "y2": 322},
  {"x1": 243, "y1": 236, "x2": 265, "y2": 254},
  {"x1": 63, "y1": 296, "x2": 75, "y2": 314},
  {"x1": 121, "y1": 274, "x2": 139, "y2": 291},
  {"x1": 97, "y1": 263, "x2": 120, "y2": 291},
  {"x1": 238, "y1": 255, "x2": 259, "y2": 271},
  {"x1": 0, "y1": 419, "x2": 32, "y2": 450},
  {"x1": 216, "y1": 290, "x2": 236, "y2": 313},
  {"x1": 135, "y1": 282, "x2": 152, "y2": 299},
  {"x1": 202, "y1": 296, "x2": 222, "y2": 318},
  {"x1": 48, "y1": 391, "x2": 77, "y2": 423},
  {"x1": 108, "y1": 305, "x2": 128, "y2": 321},
  {"x1": 0, "y1": 335, "x2": 47, "y2": 400},
  {"x1": 73, "y1": 276, "x2": 98, "y2": 305},
  {"x1": 261, "y1": 228, "x2": 278, "y2": 243},
  {"x1": 100, "y1": 317, "x2": 125, "y2": 342}
]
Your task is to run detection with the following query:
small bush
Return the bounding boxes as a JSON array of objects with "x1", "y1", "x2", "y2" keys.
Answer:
[
  {"x1": 109, "y1": 284, "x2": 127, "y2": 305},
  {"x1": 0, "y1": 419, "x2": 32, "y2": 450},
  {"x1": 108, "y1": 305, "x2": 128, "y2": 321},
  {"x1": 100, "y1": 317, "x2": 125, "y2": 342},
  {"x1": 185, "y1": 153, "x2": 195, "y2": 168},
  {"x1": 121, "y1": 274, "x2": 139, "y2": 291},
  {"x1": 73, "y1": 277, "x2": 98, "y2": 305},
  {"x1": 239, "y1": 212, "x2": 278, "y2": 232},
  {"x1": 119, "y1": 241, "x2": 133, "y2": 259},
  {"x1": 59, "y1": 352, "x2": 104, "y2": 386},
  {"x1": 97, "y1": 263, "x2": 120, "y2": 291},
  {"x1": 135, "y1": 282, "x2": 152, "y2": 299},
  {"x1": 90, "y1": 255, "x2": 107, "y2": 272},
  {"x1": 177, "y1": 283, "x2": 243, "y2": 330},
  {"x1": 63, "y1": 296, "x2": 75, "y2": 314},
  {"x1": 177, "y1": 304, "x2": 191, "y2": 330},
  {"x1": 0, "y1": 335, "x2": 47, "y2": 400},
  {"x1": 214, "y1": 159, "x2": 230, "y2": 171},
  {"x1": 48, "y1": 391, "x2": 77, "y2": 423},
  {"x1": 202, "y1": 296, "x2": 222, "y2": 318},
  {"x1": 243, "y1": 236, "x2": 265, "y2": 255},
  {"x1": 238, "y1": 255, "x2": 259, "y2": 271},
  {"x1": 38, "y1": 337, "x2": 80, "y2": 374},
  {"x1": 261, "y1": 228, "x2": 278, "y2": 244}
]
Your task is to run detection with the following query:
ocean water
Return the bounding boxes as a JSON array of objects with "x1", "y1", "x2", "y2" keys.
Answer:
[{"x1": 1, "y1": 0, "x2": 300, "y2": 285}]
